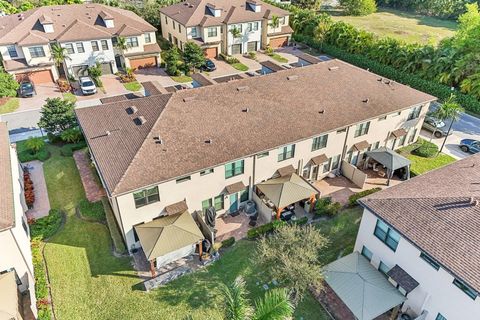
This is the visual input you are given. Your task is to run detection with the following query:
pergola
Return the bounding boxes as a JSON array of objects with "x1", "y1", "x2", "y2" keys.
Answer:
[
  {"x1": 364, "y1": 147, "x2": 411, "y2": 185},
  {"x1": 323, "y1": 252, "x2": 406, "y2": 320},
  {"x1": 256, "y1": 173, "x2": 319, "y2": 219}
]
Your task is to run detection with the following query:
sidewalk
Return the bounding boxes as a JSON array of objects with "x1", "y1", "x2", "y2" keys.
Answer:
[
  {"x1": 25, "y1": 160, "x2": 50, "y2": 220},
  {"x1": 73, "y1": 150, "x2": 105, "y2": 202}
]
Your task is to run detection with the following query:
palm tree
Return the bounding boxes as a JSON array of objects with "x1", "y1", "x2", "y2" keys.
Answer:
[
  {"x1": 221, "y1": 276, "x2": 294, "y2": 320},
  {"x1": 25, "y1": 137, "x2": 45, "y2": 154},
  {"x1": 115, "y1": 37, "x2": 130, "y2": 69},
  {"x1": 50, "y1": 43, "x2": 70, "y2": 79},
  {"x1": 269, "y1": 15, "x2": 280, "y2": 33},
  {"x1": 230, "y1": 26, "x2": 242, "y2": 39},
  {"x1": 431, "y1": 94, "x2": 464, "y2": 154}
]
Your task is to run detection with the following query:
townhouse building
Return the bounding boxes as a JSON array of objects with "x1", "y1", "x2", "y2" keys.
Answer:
[
  {"x1": 159, "y1": 0, "x2": 292, "y2": 58},
  {"x1": 355, "y1": 154, "x2": 480, "y2": 320},
  {"x1": 0, "y1": 122, "x2": 37, "y2": 319},
  {"x1": 0, "y1": 4, "x2": 160, "y2": 83},
  {"x1": 76, "y1": 59, "x2": 435, "y2": 255}
]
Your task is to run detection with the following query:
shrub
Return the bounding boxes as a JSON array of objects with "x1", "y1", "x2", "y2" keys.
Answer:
[
  {"x1": 117, "y1": 68, "x2": 137, "y2": 83},
  {"x1": 340, "y1": 0, "x2": 377, "y2": 16},
  {"x1": 16, "y1": 140, "x2": 50, "y2": 163},
  {"x1": 102, "y1": 198, "x2": 127, "y2": 254},
  {"x1": 314, "y1": 197, "x2": 342, "y2": 216},
  {"x1": 46, "y1": 133, "x2": 62, "y2": 144},
  {"x1": 265, "y1": 46, "x2": 274, "y2": 55},
  {"x1": 220, "y1": 236, "x2": 235, "y2": 248},
  {"x1": 219, "y1": 53, "x2": 240, "y2": 64},
  {"x1": 247, "y1": 51, "x2": 257, "y2": 60},
  {"x1": 78, "y1": 199, "x2": 106, "y2": 222},
  {"x1": 60, "y1": 141, "x2": 87, "y2": 156},
  {"x1": 25, "y1": 137, "x2": 45, "y2": 153},
  {"x1": 348, "y1": 187, "x2": 382, "y2": 206},
  {"x1": 56, "y1": 79, "x2": 71, "y2": 93},
  {"x1": 60, "y1": 127, "x2": 83, "y2": 143},
  {"x1": 29, "y1": 209, "x2": 63, "y2": 240},
  {"x1": 87, "y1": 62, "x2": 103, "y2": 87},
  {"x1": 24, "y1": 170, "x2": 35, "y2": 208},
  {"x1": 31, "y1": 237, "x2": 52, "y2": 320},
  {"x1": 413, "y1": 140, "x2": 439, "y2": 158},
  {"x1": 0, "y1": 69, "x2": 20, "y2": 97},
  {"x1": 292, "y1": 216, "x2": 309, "y2": 225},
  {"x1": 247, "y1": 220, "x2": 287, "y2": 239}
]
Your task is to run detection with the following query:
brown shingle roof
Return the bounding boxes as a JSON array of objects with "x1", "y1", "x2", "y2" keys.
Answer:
[
  {"x1": 76, "y1": 60, "x2": 435, "y2": 197},
  {"x1": 267, "y1": 25, "x2": 294, "y2": 37},
  {"x1": 3, "y1": 59, "x2": 53, "y2": 72},
  {"x1": 0, "y1": 4, "x2": 156, "y2": 45},
  {"x1": 351, "y1": 140, "x2": 369, "y2": 151},
  {"x1": 311, "y1": 154, "x2": 328, "y2": 166},
  {"x1": 277, "y1": 165, "x2": 296, "y2": 177},
  {"x1": 160, "y1": 0, "x2": 289, "y2": 27},
  {"x1": 390, "y1": 128, "x2": 407, "y2": 138},
  {"x1": 0, "y1": 122, "x2": 14, "y2": 231},
  {"x1": 360, "y1": 153, "x2": 480, "y2": 292},
  {"x1": 164, "y1": 200, "x2": 188, "y2": 215},
  {"x1": 225, "y1": 181, "x2": 246, "y2": 194}
]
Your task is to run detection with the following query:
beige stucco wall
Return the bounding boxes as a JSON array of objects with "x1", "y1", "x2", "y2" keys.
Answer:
[
  {"x1": 21, "y1": 44, "x2": 52, "y2": 65},
  {"x1": 0, "y1": 44, "x2": 25, "y2": 61},
  {"x1": 160, "y1": 13, "x2": 188, "y2": 49},
  {"x1": 0, "y1": 144, "x2": 37, "y2": 317},
  {"x1": 107, "y1": 101, "x2": 430, "y2": 251}
]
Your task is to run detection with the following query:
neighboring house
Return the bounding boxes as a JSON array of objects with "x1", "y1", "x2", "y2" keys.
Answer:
[
  {"x1": 354, "y1": 154, "x2": 480, "y2": 319},
  {"x1": 0, "y1": 122, "x2": 37, "y2": 319},
  {"x1": 75, "y1": 59, "x2": 435, "y2": 258},
  {"x1": 0, "y1": 4, "x2": 160, "y2": 83},
  {"x1": 159, "y1": 0, "x2": 293, "y2": 58}
]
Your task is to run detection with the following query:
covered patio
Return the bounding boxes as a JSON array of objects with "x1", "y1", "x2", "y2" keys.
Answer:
[
  {"x1": 134, "y1": 210, "x2": 204, "y2": 277},
  {"x1": 254, "y1": 173, "x2": 319, "y2": 222},
  {"x1": 320, "y1": 252, "x2": 406, "y2": 320},
  {"x1": 363, "y1": 147, "x2": 411, "y2": 186}
]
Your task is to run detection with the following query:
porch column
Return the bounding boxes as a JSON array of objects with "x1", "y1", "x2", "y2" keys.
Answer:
[
  {"x1": 198, "y1": 241, "x2": 203, "y2": 261},
  {"x1": 150, "y1": 260, "x2": 156, "y2": 278},
  {"x1": 276, "y1": 207, "x2": 283, "y2": 220}
]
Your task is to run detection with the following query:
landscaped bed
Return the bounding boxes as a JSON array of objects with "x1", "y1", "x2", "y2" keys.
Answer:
[{"x1": 123, "y1": 81, "x2": 142, "y2": 92}]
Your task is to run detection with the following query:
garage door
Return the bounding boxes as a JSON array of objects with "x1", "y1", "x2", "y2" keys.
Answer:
[
  {"x1": 269, "y1": 37, "x2": 288, "y2": 49},
  {"x1": 231, "y1": 44, "x2": 242, "y2": 55},
  {"x1": 73, "y1": 65, "x2": 89, "y2": 78},
  {"x1": 16, "y1": 70, "x2": 54, "y2": 84},
  {"x1": 130, "y1": 57, "x2": 157, "y2": 70},
  {"x1": 204, "y1": 47, "x2": 218, "y2": 59},
  {"x1": 100, "y1": 62, "x2": 113, "y2": 75},
  {"x1": 247, "y1": 41, "x2": 258, "y2": 52}
]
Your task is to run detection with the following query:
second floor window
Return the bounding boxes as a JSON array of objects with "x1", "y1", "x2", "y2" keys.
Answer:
[
  {"x1": 64, "y1": 43, "x2": 74, "y2": 54},
  {"x1": 374, "y1": 219, "x2": 400, "y2": 251},
  {"x1": 453, "y1": 278, "x2": 478, "y2": 300},
  {"x1": 91, "y1": 41, "x2": 99, "y2": 51},
  {"x1": 127, "y1": 37, "x2": 139, "y2": 48},
  {"x1": 101, "y1": 40, "x2": 109, "y2": 50},
  {"x1": 420, "y1": 252, "x2": 440, "y2": 270},
  {"x1": 208, "y1": 27, "x2": 217, "y2": 37},
  {"x1": 29, "y1": 46, "x2": 45, "y2": 58},
  {"x1": 76, "y1": 42, "x2": 85, "y2": 53},
  {"x1": 361, "y1": 246, "x2": 373, "y2": 262},
  {"x1": 278, "y1": 144, "x2": 295, "y2": 162},
  {"x1": 7, "y1": 45, "x2": 18, "y2": 58},
  {"x1": 225, "y1": 159, "x2": 244, "y2": 178},
  {"x1": 354, "y1": 121, "x2": 370, "y2": 137},
  {"x1": 190, "y1": 27, "x2": 198, "y2": 38},
  {"x1": 312, "y1": 134, "x2": 328, "y2": 151},
  {"x1": 144, "y1": 33, "x2": 151, "y2": 43},
  {"x1": 133, "y1": 186, "x2": 159, "y2": 208},
  {"x1": 408, "y1": 105, "x2": 422, "y2": 120}
]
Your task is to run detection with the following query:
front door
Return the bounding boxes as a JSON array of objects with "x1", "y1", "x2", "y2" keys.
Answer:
[
  {"x1": 311, "y1": 165, "x2": 319, "y2": 181},
  {"x1": 229, "y1": 193, "x2": 238, "y2": 213}
]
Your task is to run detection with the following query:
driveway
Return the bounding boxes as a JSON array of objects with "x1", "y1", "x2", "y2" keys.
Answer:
[
  {"x1": 18, "y1": 82, "x2": 62, "y2": 112},
  {"x1": 75, "y1": 74, "x2": 130, "y2": 102},
  {"x1": 134, "y1": 68, "x2": 177, "y2": 88}
]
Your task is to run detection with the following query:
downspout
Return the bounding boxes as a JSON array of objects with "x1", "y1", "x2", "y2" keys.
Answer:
[
  {"x1": 340, "y1": 126, "x2": 351, "y2": 173},
  {"x1": 252, "y1": 155, "x2": 256, "y2": 198}
]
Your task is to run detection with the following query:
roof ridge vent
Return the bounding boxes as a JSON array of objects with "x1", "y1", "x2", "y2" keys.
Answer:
[
  {"x1": 242, "y1": 107, "x2": 249, "y2": 113},
  {"x1": 134, "y1": 116, "x2": 146, "y2": 125},
  {"x1": 287, "y1": 75, "x2": 298, "y2": 81},
  {"x1": 237, "y1": 86, "x2": 249, "y2": 92},
  {"x1": 205, "y1": 139, "x2": 213, "y2": 144},
  {"x1": 183, "y1": 96, "x2": 195, "y2": 102},
  {"x1": 328, "y1": 66, "x2": 339, "y2": 71},
  {"x1": 126, "y1": 105, "x2": 138, "y2": 114}
]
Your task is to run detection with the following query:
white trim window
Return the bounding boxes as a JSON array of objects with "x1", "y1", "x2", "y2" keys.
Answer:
[
  {"x1": 29, "y1": 46, "x2": 46, "y2": 58},
  {"x1": 126, "y1": 37, "x2": 139, "y2": 48},
  {"x1": 190, "y1": 27, "x2": 198, "y2": 38},
  {"x1": 144, "y1": 33, "x2": 151, "y2": 43},
  {"x1": 7, "y1": 45, "x2": 18, "y2": 58},
  {"x1": 64, "y1": 43, "x2": 74, "y2": 54}
]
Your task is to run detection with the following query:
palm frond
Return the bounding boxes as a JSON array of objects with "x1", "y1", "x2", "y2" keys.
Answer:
[
  {"x1": 252, "y1": 289, "x2": 293, "y2": 320},
  {"x1": 221, "y1": 276, "x2": 253, "y2": 320}
]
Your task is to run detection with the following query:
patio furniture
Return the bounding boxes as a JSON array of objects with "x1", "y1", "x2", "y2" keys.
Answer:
[{"x1": 364, "y1": 147, "x2": 411, "y2": 185}]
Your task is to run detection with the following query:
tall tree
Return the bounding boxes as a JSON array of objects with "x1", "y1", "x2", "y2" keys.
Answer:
[
  {"x1": 292, "y1": 0, "x2": 322, "y2": 10},
  {"x1": 114, "y1": 37, "x2": 129, "y2": 69},
  {"x1": 268, "y1": 15, "x2": 280, "y2": 33},
  {"x1": 0, "y1": 69, "x2": 20, "y2": 97},
  {"x1": 221, "y1": 276, "x2": 294, "y2": 320},
  {"x1": 50, "y1": 43, "x2": 70, "y2": 78},
  {"x1": 432, "y1": 95, "x2": 465, "y2": 153},
  {"x1": 38, "y1": 98, "x2": 77, "y2": 134},
  {"x1": 164, "y1": 46, "x2": 181, "y2": 76},
  {"x1": 340, "y1": 0, "x2": 377, "y2": 16},
  {"x1": 230, "y1": 26, "x2": 242, "y2": 39},
  {"x1": 183, "y1": 42, "x2": 205, "y2": 72},
  {"x1": 255, "y1": 224, "x2": 328, "y2": 303}
]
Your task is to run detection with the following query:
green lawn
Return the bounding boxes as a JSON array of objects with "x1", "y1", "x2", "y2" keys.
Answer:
[
  {"x1": 62, "y1": 92, "x2": 77, "y2": 103},
  {"x1": 270, "y1": 53, "x2": 289, "y2": 63},
  {"x1": 231, "y1": 62, "x2": 249, "y2": 71},
  {"x1": 40, "y1": 145, "x2": 362, "y2": 319},
  {"x1": 330, "y1": 9, "x2": 457, "y2": 45},
  {"x1": 0, "y1": 98, "x2": 19, "y2": 114},
  {"x1": 123, "y1": 81, "x2": 142, "y2": 92},
  {"x1": 398, "y1": 141, "x2": 456, "y2": 176},
  {"x1": 171, "y1": 75, "x2": 193, "y2": 83}
]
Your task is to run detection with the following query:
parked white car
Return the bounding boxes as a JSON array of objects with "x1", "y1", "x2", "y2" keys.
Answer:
[{"x1": 79, "y1": 76, "x2": 97, "y2": 95}]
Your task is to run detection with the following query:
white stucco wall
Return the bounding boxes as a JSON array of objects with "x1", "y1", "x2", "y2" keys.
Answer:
[
  {"x1": 61, "y1": 39, "x2": 117, "y2": 74},
  {"x1": 0, "y1": 44, "x2": 25, "y2": 61},
  {"x1": 226, "y1": 21, "x2": 262, "y2": 55},
  {"x1": 354, "y1": 208, "x2": 480, "y2": 320},
  {"x1": 21, "y1": 44, "x2": 52, "y2": 66}
]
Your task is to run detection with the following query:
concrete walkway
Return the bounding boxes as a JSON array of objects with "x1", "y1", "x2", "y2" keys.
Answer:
[
  {"x1": 73, "y1": 150, "x2": 105, "y2": 202},
  {"x1": 25, "y1": 160, "x2": 50, "y2": 220}
]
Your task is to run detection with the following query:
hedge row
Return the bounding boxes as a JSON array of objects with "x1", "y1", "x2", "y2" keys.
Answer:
[
  {"x1": 60, "y1": 141, "x2": 87, "y2": 157},
  {"x1": 31, "y1": 238, "x2": 52, "y2": 320},
  {"x1": 247, "y1": 220, "x2": 287, "y2": 239},
  {"x1": 348, "y1": 187, "x2": 382, "y2": 207},
  {"x1": 101, "y1": 197, "x2": 127, "y2": 255},
  {"x1": 293, "y1": 34, "x2": 480, "y2": 115},
  {"x1": 29, "y1": 209, "x2": 63, "y2": 240}
]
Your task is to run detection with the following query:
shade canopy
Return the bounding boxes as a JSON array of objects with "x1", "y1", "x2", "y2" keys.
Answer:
[
  {"x1": 323, "y1": 252, "x2": 406, "y2": 320},
  {"x1": 135, "y1": 211, "x2": 203, "y2": 261},
  {"x1": 365, "y1": 147, "x2": 411, "y2": 171},
  {"x1": 256, "y1": 173, "x2": 318, "y2": 209},
  {"x1": 0, "y1": 271, "x2": 20, "y2": 320}
]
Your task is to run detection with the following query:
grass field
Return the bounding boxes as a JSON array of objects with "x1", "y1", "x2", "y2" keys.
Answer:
[
  {"x1": 123, "y1": 81, "x2": 142, "y2": 92},
  {"x1": 398, "y1": 140, "x2": 456, "y2": 175},
  {"x1": 330, "y1": 9, "x2": 457, "y2": 45},
  {"x1": 0, "y1": 98, "x2": 19, "y2": 114},
  {"x1": 171, "y1": 75, "x2": 193, "y2": 83},
  {"x1": 40, "y1": 144, "x2": 364, "y2": 319}
]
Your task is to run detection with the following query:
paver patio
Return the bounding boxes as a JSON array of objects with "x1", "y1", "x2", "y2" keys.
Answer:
[
  {"x1": 24, "y1": 160, "x2": 50, "y2": 219},
  {"x1": 73, "y1": 150, "x2": 105, "y2": 202}
]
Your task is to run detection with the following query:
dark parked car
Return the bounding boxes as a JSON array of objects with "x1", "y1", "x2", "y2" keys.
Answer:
[
  {"x1": 19, "y1": 81, "x2": 35, "y2": 98},
  {"x1": 422, "y1": 115, "x2": 449, "y2": 138},
  {"x1": 459, "y1": 139, "x2": 480, "y2": 154},
  {"x1": 201, "y1": 59, "x2": 216, "y2": 72}
]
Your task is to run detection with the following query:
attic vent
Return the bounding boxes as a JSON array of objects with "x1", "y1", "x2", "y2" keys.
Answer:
[
  {"x1": 328, "y1": 66, "x2": 339, "y2": 71},
  {"x1": 237, "y1": 86, "x2": 249, "y2": 92},
  {"x1": 105, "y1": 130, "x2": 111, "y2": 136},
  {"x1": 287, "y1": 75, "x2": 298, "y2": 81},
  {"x1": 183, "y1": 96, "x2": 195, "y2": 102},
  {"x1": 126, "y1": 106, "x2": 138, "y2": 114},
  {"x1": 134, "y1": 116, "x2": 147, "y2": 125},
  {"x1": 154, "y1": 136, "x2": 163, "y2": 144},
  {"x1": 362, "y1": 98, "x2": 369, "y2": 103},
  {"x1": 205, "y1": 139, "x2": 213, "y2": 144},
  {"x1": 242, "y1": 107, "x2": 249, "y2": 113},
  {"x1": 318, "y1": 110, "x2": 325, "y2": 114}
]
